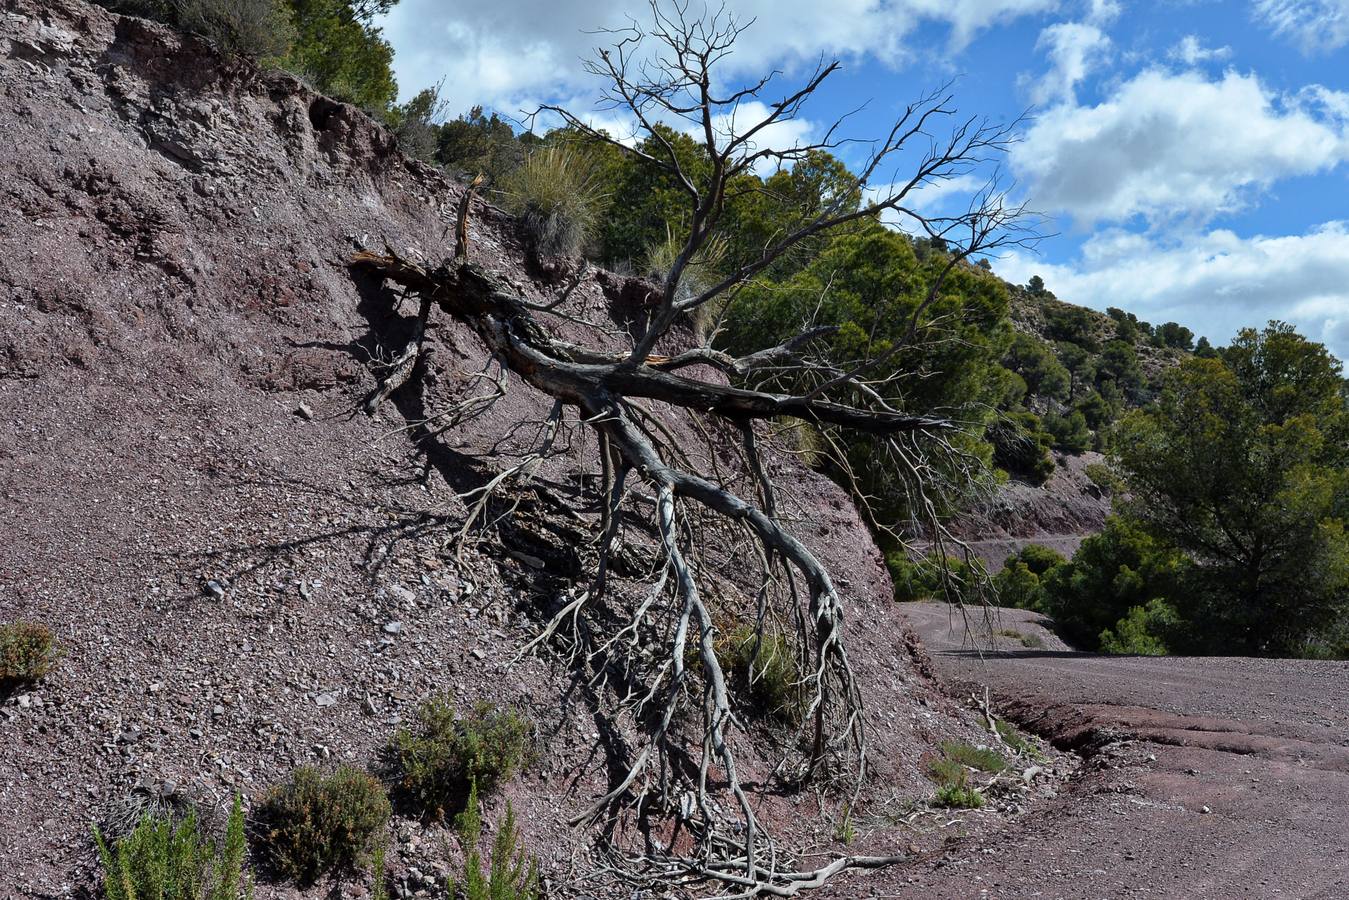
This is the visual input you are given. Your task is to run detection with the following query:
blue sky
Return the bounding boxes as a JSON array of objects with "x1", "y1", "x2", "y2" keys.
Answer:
[{"x1": 377, "y1": 0, "x2": 1349, "y2": 361}]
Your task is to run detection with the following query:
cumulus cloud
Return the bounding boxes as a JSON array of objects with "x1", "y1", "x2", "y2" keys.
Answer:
[
  {"x1": 1012, "y1": 68, "x2": 1349, "y2": 225},
  {"x1": 996, "y1": 222, "x2": 1349, "y2": 360},
  {"x1": 1168, "y1": 34, "x2": 1233, "y2": 64},
  {"x1": 1029, "y1": 22, "x2": 1112, "y2": 104},
  {"x1": 1253, "y1": 0, "x2": 1349, "y2": 53},
  {"x1": 378, "y1": 0, "x2": 1064, "y2": 109}
]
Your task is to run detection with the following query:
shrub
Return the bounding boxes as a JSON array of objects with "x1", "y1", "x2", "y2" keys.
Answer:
[
  {"x1": 988, "y1": 411, "x2": 1055, "y2": 485},
  {"x1": 502, "y1": 147, "x2": 608, "y2": 258},
  {"x1": 449, "y1": 781, "x2": 541, "y2": 900},
  {"x1": 390, "y1": 699, "x2": 532, "y2": 819},
  {"x1": 0, "y1": 622, "x2": 57, "y2": 691},
  {"x1": 256, "y1": 766, "x2": 390, "y2": 885},
  {"x1": 174, "y1": 0, "x2": 296, "y2": 60},
  {"x1": 934, "y1": 783, "x2": 985, "y2": 809},
  {"x1": 94, "y1": 794, "x2": 250, "y2": 900},
  {"x1": 1083, "y1": 462, "x2": 1121, "y2": 495},
  {"x1": 1098, "y1": 599, "x2": 1178, "y2": 656},
  {"x1": 716, "y1": 626, "x2": 803, "y2": 722}
]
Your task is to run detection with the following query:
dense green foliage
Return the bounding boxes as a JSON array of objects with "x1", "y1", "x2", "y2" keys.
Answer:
[
  {"x1": 93, "y1": 0, "x2": 399, "y2": 112},
  {"x1": 1111, "y1": 323, "x2": 1349, "y2": 656},
  {"x1": 0, "y1": 621, "x2": 57, "y2": 691},
  {"x1": 994, "y1": 324, "x2": 1349, "y2": 659},
  {"x1": 389, "y1": 699, "x2": 533, "y2": 819},
  {"x1": 95, "y1": 795, "x2": 251, "y2": 900},
  {"x1": 256, "y1": 766, "x2": 390, "y2": 885}
]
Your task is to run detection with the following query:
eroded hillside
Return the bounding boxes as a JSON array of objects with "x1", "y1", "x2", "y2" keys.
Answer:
[{"x1": 0, "y1": 2, "x2": 1071, "y2": 896}]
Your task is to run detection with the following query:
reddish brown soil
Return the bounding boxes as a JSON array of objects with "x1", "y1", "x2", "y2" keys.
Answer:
[
  {"x1": 889, "y1": 602, "x2": 1349, "y2": 898},
  {"x1": 0, "y1": 3, "x2": 1062, "y2": 897}
]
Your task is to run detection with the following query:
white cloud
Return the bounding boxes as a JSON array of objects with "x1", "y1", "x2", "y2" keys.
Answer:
[
  {"x1": 1253, "y1": 0, "x2": 1349, "y2": 53},
  {"x1": 378, "y1": 0, "x2": 1064, "y2": 109},
  {"x1": 996, "y1": 222, "x2": 1349, "y2": 360},
  {"x1": 1013, "y1": 68, "x2": 1349, "y2": 225},
  {"x1": 1168, "y1": 34, "x2": 1233, "y2": 64},
  {"x1": 1030, "y1": 22, "x2": 1112, "y2": 104}
]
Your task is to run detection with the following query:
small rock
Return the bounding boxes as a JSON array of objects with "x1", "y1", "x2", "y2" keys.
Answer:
[
  {"x1": 315, "y1": 692, "x2": 338, "y2": 708},
  {"x1": 295, "y1": 402, "x2": 314, "y2": 420},
  {"x1": 383, "y1": 621, "x2": 404, "y2": 635},
  {"x1": 202, "y1": 579, "x2": 226, "y2": 600},
  {"x1": 212, "y1": 705, "x2": 225, "y2": 718},
  {"x1": 471, "y1": 648, "x2": 486, "y2": 660},
  {"x1": 1200, "y1": 805, "x2": 1211, "y2": 814},
  {"x1": 17, "y1": 694, "x2": 31, "y2": 709}
]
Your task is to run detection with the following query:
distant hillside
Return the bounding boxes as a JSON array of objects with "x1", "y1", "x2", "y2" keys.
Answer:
[{"x1": 953, "y1": 277, "x2": 1207, "y2": 566}]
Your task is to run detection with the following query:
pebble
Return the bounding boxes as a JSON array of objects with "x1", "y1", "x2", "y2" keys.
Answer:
[
  {"x1": 383, "y1": 621, "x2": 404, "y2": 635},
  {"x1": 315, "y1": 692, "x2": 338, "y2": 708},
  {"x1": 202, "y1": 579, "x2": 226, "y2": 600},
  {"x1": 295, "y1": 402, "x2": 314, "y2": 420}
]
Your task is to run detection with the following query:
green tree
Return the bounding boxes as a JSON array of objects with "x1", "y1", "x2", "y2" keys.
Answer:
[
  {"x1": 1111, "y1": 324, "x2": 1349, "y2": 656},
  {"x1": 720, "y1": 221, "x2": 1011, "y2": 521},
  {"x1": 284, "y1": 0, "x2": 398, "y2": 112},
  {"x1": 1003, "y1": 333, "x2": 1070, "y2": 400},
  {"x1": 437, "y1": 107, "x2": 527, "y2": 181}
]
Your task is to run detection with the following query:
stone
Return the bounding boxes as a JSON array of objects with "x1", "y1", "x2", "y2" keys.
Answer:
[
  {"x1": 383, "y1": 621, "x2": 404, "y2": 635},
  {"x1": 315, "y1": 692, "x2": 338, "y2": 708},
  {"x1": 295, "y1": 402, "x2": 314, "y2": 420},
  {"x1": 202, "y1": 579, "x2": 226, "y2": 600}
]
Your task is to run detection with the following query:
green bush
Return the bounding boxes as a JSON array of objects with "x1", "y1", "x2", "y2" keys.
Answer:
[
  {"x1": 716, "y1": 626, "x2": 803, "y2": 722},
  {"x1": 0, "y1": 622, "x2": 57, "y2": 691},
  {"x1": 449, "y1": 781, "x2": 541, "y2": 900},
  {"x1": 174, "y1": 0, "x2": 295, "y2": 59},
  {"x1": 988, "y1": 411, "x2": 1055, "y2": 484},
  {"x1": 502, "y1": 147, "x2": 609, "y2": 258},
  {"x1": 94, "y1": 795, "x2": 251, "y2": 900},
  {"x1": 1043, "y1": 409, "x2": 1092, "y2": 453},
  {"x1": 390, "y1": 699, "x2": 533, "y2": 819},
  {"x1": 1099, "y1": 599, "x2": 1178, "y2": 655},
  {"x1": 934, "y1": 782, "x2": 985, "y2": 809},
  {"x1": 256, "y1": 766, "x2": 390, "y2": 885}
]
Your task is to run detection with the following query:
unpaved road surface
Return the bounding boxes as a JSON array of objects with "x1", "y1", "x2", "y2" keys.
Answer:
[{"x1": 867, "y1": 603, "x2": 1349, "y2": 899}]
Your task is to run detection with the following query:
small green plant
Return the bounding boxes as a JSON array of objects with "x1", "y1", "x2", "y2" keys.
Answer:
[
  {"x1": 94, "y1": 794, "x2": 251, "y2": 900},
  {"x1": 833, "y1": 803, "x2": 856, "y2": 846},
  {"x1": 390, "y1": 699, "x2": 533, "y2": 819},
  {"x1": 925, "y1": 741, "x2": 1006, "y2": 810},
  {"x1": 256, "y1": 766, "x2": 390, "y2": 886},
  {"x1": 716, "y1": 625, "x2": 804, "y2": 722},
  {"x1": 939, "y1": 741, "x2": 1007, "y2": 774},
  {"x1": 501, "y1": 147, "x2": 608, "y2": 257},
  {"x1": 370, "y1": 841, "x2": 388, "y2": 900},
  {"x1": 1083, "y1": 462, "x2": 1121, "y2": 494},
  {"x1": 0, "y1": 622, "x2": 58, "y2": 691},
  {"x1": 934, "y1": 783, "x2": 985, "y2": 809},
  {"x1": 449, "y1": 780, "x2": 541, "y2": 900},
  {"x1": 994, "y1": 720, "x2": 1042, "y2": 759}
]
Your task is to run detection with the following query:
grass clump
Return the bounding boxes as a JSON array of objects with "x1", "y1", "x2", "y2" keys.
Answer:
[
  {"x1": 94, "y1": 794, "x2": 251, "y2": 900},
  {"x1": 501, "y1": 147, "x2": 608, "y2": 258},
  {"x1": 716, "y1": 625, "x2": 804, "y2": 723},
  {"x1": 939, "y1": 741, "x2": 1007, "y2": 773},
  {"x1": 0, "y1": 622, "x2": 58, "y2": 691},
  {"x1": 449, "y1": 780, "x2": 541, "y2": 900},
  {"x1": 256, "y1": 766, "x2": 390, "y2": 886},
  {"x1": 925, "y1": 741, "x2": 1007, "y2": 810},
  {"x1": 994, "y1": 720, "x2": 1043, "y2": 759},
  {"x1": 390, "y1": 698, "x2": 533, "y2": 819}
]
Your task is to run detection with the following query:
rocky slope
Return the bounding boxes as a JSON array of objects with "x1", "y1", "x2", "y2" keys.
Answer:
[{"x1": 0, "y1": 2, "x2": 1072, "y2": 896}]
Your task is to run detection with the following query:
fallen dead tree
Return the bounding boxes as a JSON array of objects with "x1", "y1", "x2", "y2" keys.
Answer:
[{"x1": 353, "y1": 3, "x2": 1032, "y2": 894}]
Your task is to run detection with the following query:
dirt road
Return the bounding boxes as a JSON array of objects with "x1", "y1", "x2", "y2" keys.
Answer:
[{"x1": 851, "y1": 603, "x2": 1349, "y2": 899}]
